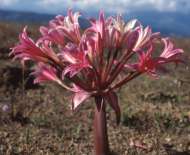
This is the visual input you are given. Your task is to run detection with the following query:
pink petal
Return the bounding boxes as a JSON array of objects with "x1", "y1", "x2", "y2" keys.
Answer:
[
  {"x1": 124, "y1": 19, "x2": 141, "y2": 32},
  {"x1": 105, "y1": 91, "x2": 121, "y2": 125},
  {"x1": 39, "y1": 26, "x2": 48, "y2": 36},
  {"x1": 160, "y1": 38, "x2": 184, "y2": 59},
  {"x1": 63, "y1": 63, "x2": 90, "y2": 77},
  {"x1": 60, "y1": 51, "x2": 77, "y2": 64},
  {"x1": 32, "y1": 63, "x2": 59, "y2": 84},
  {"x1": 72, "y1": 89, "x2": 90, "y2": 110}
]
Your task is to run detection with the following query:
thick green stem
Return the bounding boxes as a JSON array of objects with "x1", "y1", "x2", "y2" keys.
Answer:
[{"x1": 94, "y1": 98, "x2": 110, "y2": 155}]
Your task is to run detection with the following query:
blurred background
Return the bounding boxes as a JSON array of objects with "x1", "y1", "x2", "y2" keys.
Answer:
[
  {"x1": 0, "y1": 0, "x2": 190, "y2": 36},
  {"x1": 0, "y1": 0, "x2": 190, "y2": 155}
]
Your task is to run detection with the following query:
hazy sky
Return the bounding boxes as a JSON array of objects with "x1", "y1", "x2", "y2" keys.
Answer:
[{"x1": 0, "y1": 0, "x2": 190, "y2": 14}]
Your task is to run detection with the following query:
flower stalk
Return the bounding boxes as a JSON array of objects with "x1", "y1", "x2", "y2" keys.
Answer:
[
  {"x1": 10, "y1": 9, "x2": 184, "y2": 154},
  {"x1": 94, "y1": 97, "x2": 109, "y2": 155}
]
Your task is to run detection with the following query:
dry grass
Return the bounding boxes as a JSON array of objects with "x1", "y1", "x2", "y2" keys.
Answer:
[{"x1": 0, "y1": 21, "x2": 190, "y2": 155}]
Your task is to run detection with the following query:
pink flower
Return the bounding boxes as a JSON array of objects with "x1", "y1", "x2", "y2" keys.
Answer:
[
  {"x1": 128, "y1": 46, "x2": 159, "y2": 77},
  {"x1": 86, "y1": 11, "x2": 121, "y2": 49},
  {"x1": 60, "y1": 43, "x2": 91, "y2": 77},
  {"x1": 10, "y1": 10, "x2": 184, "y2": 125},
  {"x1": 88, "y1": 11, "x2": 106, "y2": 40},
  {"x1": 32, "y1": 63, "x2": 61, "y2": 84},
  {"x1": 38, "y1": 9, "x2": 81, "y2": 46},
  {"x1": 10, "y1": 27, "x2": 46, "y2": 62},
  {"x1": 160, "y1": 38, "x2": 184, "y2": 63},
  {"x1": 127, "y1": 38, "x2": 184, "y2": 77},
  {"x1": 113, "y1": 17, "x2": 142, "y2": 50},
  {"x1": 10, "y1": 11, "x2": 185, "y2": 154},
  {"x1": 113, "y1": 15, "x2": 140, "y2": 34},
  {"x1": 71, "y1": 84, "x2": 91, "y2": 110},
  {"x1": 133, "y1": 26, "x2": 160, "y2": 52},
  {"x1": 10, "y1": 27, "x2": 59, "y2": 64}
]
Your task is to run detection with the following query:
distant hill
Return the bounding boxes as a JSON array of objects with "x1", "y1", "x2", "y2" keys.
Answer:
[
  {"x1": 0, "y1": 9, "x2": 91, "y2": 29},
  {"x1": 0, "y1": 9, "x2": 54, "y2": 24},
  {"x1": 126, "y1": 11, "x2": 190, "y2": 37},
  {"x1": 0, "y1": 9, "x2": 190, "y2": 37}
]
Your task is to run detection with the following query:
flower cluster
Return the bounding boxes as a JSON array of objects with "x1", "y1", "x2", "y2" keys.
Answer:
[{"x1": 10, "y1": 9, "x2": 184, "y2": 124}]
